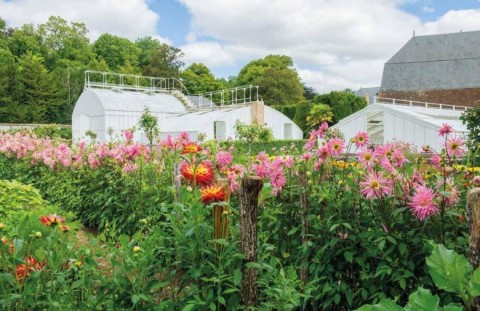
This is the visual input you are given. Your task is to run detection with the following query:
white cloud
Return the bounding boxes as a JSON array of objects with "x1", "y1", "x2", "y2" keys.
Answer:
[
  {"x1": 0, "y1": 0, "x2": 165, "y2": 42},
  {"x1": 179, "y1": 0, "x2": 480, "y2": 92},
  {"x1": 421, "y1": 5, "x2": 435, "y2": 13},
  {"x1": 180, "y1": 41, "x2": 235, "y2": 67}
]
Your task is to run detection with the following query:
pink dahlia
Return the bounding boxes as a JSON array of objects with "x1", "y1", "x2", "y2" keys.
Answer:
[
  {"x1": 360, "y1": 172, "x2": 393, "y2": 199},
  {"x1": 328, "y1": 138, "x2": 345, "y2": 156},
  {"x1": 438, "y1": 123, "x2": 453, "y2": 137},
  {"x1": 357, "y1": 148, "x2": 375, "y2": 168},
  {"x1": 445, "y1": 136, "x2": 465, "y2": 158},
  {"x1": 409, "y1": 185, "x2": 438, "y2": 221},
  {"x1": 354, "y1": 132, "x2": 369, "y2": 148},
  {"x1": 215, "y1": 151, "x2": 233, "y2": 167}
]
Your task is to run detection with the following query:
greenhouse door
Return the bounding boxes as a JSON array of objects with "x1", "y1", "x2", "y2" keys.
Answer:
[
  {"x1": 214, "y1": 121, "x2": 226, "y2": 141},
  {"x1": 284, "y1": 123, "x2": 293, "y2": 139}
]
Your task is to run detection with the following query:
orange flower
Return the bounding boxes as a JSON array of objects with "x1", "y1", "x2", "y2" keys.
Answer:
[
  {"x1": 181, "y1": 142, "x2": 202, "y2": 154},
  {"x1": 39, "y1": 214, "x2": 65, "y2": 227},
  {"x1": 16, "y1": 255, "x2": 45, "y2": 280},
  {"x1": 60, "y1": 225, "x2": 70, "y2": 232},
  {"x1": 1, "y1": 236, "x2": 14, "y2": 254},
  {"x1": 180, "y1": 161, "x2": 214, "y2": 186},
  {"x1": 200, "y1": 185, "x2": 226, "y2": 204}
]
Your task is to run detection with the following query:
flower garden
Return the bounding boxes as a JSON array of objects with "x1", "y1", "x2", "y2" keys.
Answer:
[{"x1": 1, "y1": 122, "x2": 479, "y2": 310}]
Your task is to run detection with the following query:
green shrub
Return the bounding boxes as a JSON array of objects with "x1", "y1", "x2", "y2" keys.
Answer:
[{"x1": 0, "y1": 179, "x2": 61, "y2": 231}]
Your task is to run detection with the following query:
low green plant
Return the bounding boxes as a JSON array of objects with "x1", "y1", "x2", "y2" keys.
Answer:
[{"x1": 357, "y1": 243, "x2": 480, "y2": 310}]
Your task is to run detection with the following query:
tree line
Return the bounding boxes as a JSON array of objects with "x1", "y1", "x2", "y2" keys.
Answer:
[{"x1": 0, "y1": 16, "x2": 366, "y2": 133}]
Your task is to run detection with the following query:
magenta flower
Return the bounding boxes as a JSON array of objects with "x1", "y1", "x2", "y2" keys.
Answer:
[
  {"x1": 445, "y1": 136, "x2": 465, "y2": 158},
  {"x1": 360, "y1": 172, "x2": 393, "y2": 199},
  {"x1": 438, "y1": 123, "x2": 453, "y2": 137},
  {"x1": 354, "y1": 132, "x2": 369, "y2": 148},
  {"x1": 409, "y1": 185, "x2": 438, "y2": 221},
  {"x1": 215, "y1": 151, "x2": 233, "y2": 167},
  {"x1": 124, "y1": 129, "x2": 134, "y2": 142}
]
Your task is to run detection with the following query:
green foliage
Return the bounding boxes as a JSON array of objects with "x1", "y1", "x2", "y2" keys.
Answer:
[
  {"x1": 293, "y1": 100, "x2": 313, "y2": 134},
  {"x1": 273, "y1": 104, "x2": 297, "y2": 121},
  {"x1": 306, "y1": 104, "x2": 334, "y2": 128},
  {"x1": 234, "y1": 120, "x2": 273, "y2": 157},
  {"x1": 237, "y1": 55, "x2": 304, "y2": 106},
  {"x1": 357, "y1": 244, "x2": 479, "y2": 311},
  {"x1": 315, "y1": 90, "x2": 367, "y2": 123},
  {"x1": 137, "y1": 36, "x2": 184, "y2": 78},
  {"x1": 92, "y1": 33, "x2": 140, "y2": 70},
  {"x1": 181, "y1": 63, "x2": 223, "y2": 94},
  {"x1": 138, "y1": 107, "x2": 159, "y2": 148},
  {"x1": 220, "y1": 139, "x2": 305, "y2": 164},
  {"x1": 33, "y1": 124, "x2": 72, "y2": 139}
]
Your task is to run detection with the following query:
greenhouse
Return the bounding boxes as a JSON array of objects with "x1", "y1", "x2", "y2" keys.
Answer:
[
  {"x1": 332, "y1": 97, "x2": 469, "y2": 151},
  {"x1": 72, "y1": 71, "x2": 302, "y2": 142}
]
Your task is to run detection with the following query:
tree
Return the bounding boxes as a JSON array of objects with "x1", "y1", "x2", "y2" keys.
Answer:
[
  {"x1": 236, "y1": 55, "x2": 304, "y2": 106},
  {"x1": 16, "y1": 52, "x2": 56, "y2": 123},
  {"x1": 314, "y1": 90, "x2": 367, "y2": 123},
  {"x1": 181, "y1": 63, "x2": 222, "y2": 94},
  {"x1": 37, "y1": 16, "x2": 93, "y2": 68},
  {"x1": 0, "y1": 48, "x2": 19, "y2": 122},
  {"x1": 93, "y1": 34, "x2": 140, "y2": 71},
  {"x1": 293, "y1": 100, "x2": 314, "y2": 135},
  {"x1": 234, "y1": 120, "x2": 273, "y2": 157},
  {"x1": 136, "y1": 36, "x2": 183, "y2": 78},
  {"x1": 138, "y1": 107, "x2": 159, "y2": 148},
  {"x1": 7, "y1": 24, "x2": 43, "y2": 58},
  {"x1": 303, "y1": 85, "x2": 318, "y2": 100},
  {"x1": 306, "y1": 104, "x2": 334, "y2": 129}
]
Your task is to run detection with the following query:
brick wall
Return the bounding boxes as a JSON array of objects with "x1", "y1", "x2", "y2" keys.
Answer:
[
  {"x1": 378, "y1": 88, "x2": 480, "y2": 107},
  {"x1": 250, "y1": 101, "x2": 265, "y2": 125}
]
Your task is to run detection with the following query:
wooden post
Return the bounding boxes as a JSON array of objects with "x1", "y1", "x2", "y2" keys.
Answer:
[
  {"x1": 298, "y1": 171, "x2": 309, "y2": 284},
  {"x1": 214, "y1": 178, "x2": 231, "y2": 241},
  {"x1": 239, "y1": 176, "x2": 263, "y2": 307},
  {"x1": 468, "y1": 188, "x2": 480, "y2": 310}
]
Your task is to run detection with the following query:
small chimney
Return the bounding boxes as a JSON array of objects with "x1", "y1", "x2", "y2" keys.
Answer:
[{"x1": 250, "y1": 101, "x2": 265, "y2": 125}]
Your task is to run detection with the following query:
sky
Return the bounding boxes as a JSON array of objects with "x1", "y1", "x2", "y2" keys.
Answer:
[{"x1": 1, "y1": 0, "x2": 480, "y2": 93}]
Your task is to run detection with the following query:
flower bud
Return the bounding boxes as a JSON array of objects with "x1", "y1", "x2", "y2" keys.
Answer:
[
  {"x1": 0, "y1": 223, "x2": 5, "y2": 230},
  {"x1": 35, "y1": 232, "x2": 42, "y2": 238},
  {"x1": 133, "y1": 246, "x2": 142, "y2": 253}
]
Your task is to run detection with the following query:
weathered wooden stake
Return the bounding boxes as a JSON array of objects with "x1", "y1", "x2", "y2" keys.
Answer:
[
  {"x1": 467, "y1": 188, "x2": 480, "y2": 310},
  {"x1": 239, "y1": 175, "x2": 263, "y2": 307},
  {"x1": 214, "y1": 178, "x2": 231, "y2": 241},
  {"x1": 298, "y1": 171, "x2": 309, "y2": 284}
]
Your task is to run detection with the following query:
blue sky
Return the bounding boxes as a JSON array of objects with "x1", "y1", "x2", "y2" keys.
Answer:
[{"x1": 1, "y1": 0, "x2": 479, "y2": 91}]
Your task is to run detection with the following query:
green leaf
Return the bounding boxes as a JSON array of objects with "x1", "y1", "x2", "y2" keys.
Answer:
[
  {"x1": 344, "y1": 251, "x2": 353, "y2": 263},
  {"x1": 356, "y1": 299, "x2": 402, "y2": 311},
  {"x1": 404, "y1": 287, "x2": 440, "y2": 311},
  {"x1": 426, "y1": 244, "x2": 472, "y2": 299},
  {"x1": 442, "y1": 304, "x2": 465, "y2": 311},
  {"x1": 468, "y1": 266, "x2": 480, "y2": 297}
]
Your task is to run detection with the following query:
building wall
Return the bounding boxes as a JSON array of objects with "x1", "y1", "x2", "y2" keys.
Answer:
[
  {"x1": 383, "y1": 111, "x2": 438, "y2": 150},
  {"x1": 378, "y1": 88, "x2": 480, "y2": 107},
  {"x1": 264, "y1": 106, "x2": 303, "y2": 139}
]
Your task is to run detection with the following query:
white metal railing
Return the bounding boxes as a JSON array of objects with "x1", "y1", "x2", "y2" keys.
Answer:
[
  {"x1": 194, "y1": 85, "x2": 260, "y2": 108},
  {"x1": 374, "y1": 96, "x2": 469, "y2": 111},
  {"x1": 84, "y1": 71, "x2": 261, "y2": 110},
  {"x1": 84, "y1": 70, "x2": 190, "y2": 94}
]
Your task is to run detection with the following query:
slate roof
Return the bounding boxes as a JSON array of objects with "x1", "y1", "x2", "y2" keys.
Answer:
[{"x1": 380, "y1": 30, "x2": 480, "y2": 92}]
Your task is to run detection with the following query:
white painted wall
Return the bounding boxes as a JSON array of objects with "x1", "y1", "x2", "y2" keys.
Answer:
[{"x1": 264, "y1": 105, "x2": 303, "y2": 139}]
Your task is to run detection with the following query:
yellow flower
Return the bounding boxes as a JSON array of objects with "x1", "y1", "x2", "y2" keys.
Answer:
[{"x1": 133, "y1": 246, "x2": 142, "y2": 253}]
